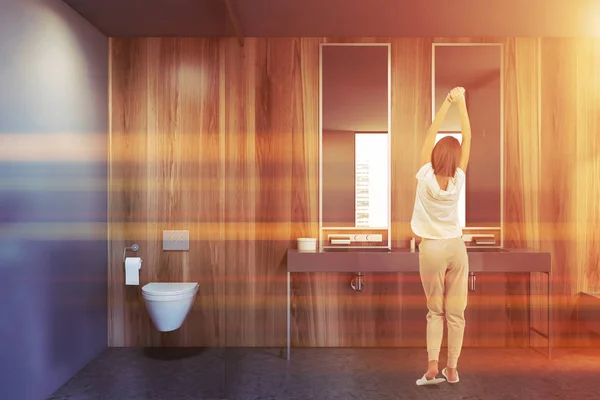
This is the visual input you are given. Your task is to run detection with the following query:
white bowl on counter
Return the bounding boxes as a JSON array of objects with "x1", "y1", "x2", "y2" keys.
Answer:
[{"x1": 297, "y1": 238, "x2": 317, "y2": 252}]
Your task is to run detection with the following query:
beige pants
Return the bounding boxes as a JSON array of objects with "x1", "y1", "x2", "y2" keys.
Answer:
[{"x1": 419, "y1": 237, "x2": 469, "y2": 368}]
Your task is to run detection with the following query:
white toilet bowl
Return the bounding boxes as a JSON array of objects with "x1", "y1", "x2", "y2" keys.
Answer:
[{"x1": 141, "y1": 282, "x2": 199, "y2": 332}]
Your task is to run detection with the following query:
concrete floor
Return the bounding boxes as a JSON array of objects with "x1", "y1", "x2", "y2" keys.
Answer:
[{"x1": 48, "y1": 347, "x2": 600, "y2": 400}]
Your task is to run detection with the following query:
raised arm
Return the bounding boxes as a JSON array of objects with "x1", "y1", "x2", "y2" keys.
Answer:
[
  {"x1": 456, "y1": 91, "x2": 472, "y2": 172},
  {"x1": 420, "y1": 88, "x2": 460, "y2": 166}
]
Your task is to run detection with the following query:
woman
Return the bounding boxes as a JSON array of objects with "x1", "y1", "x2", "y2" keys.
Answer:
[{"x1": 412, "y1": 86, "x2": 471, "y2": 386}]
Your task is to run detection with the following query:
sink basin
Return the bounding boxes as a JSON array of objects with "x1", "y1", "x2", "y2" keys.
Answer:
[
  {"x1": 322, "y1": 247, "x2": 391, "y2": 253},
  {"x1": 467, "y1": 248, "x2": 508, "y2": 253}
]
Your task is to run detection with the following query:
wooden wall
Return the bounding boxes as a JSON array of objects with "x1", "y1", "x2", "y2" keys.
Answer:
[{"x1": 109, "y1": 37, "x2": 600, "y2": 348}]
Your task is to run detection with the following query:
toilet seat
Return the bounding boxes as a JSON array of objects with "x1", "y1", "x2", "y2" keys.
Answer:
[{"x1": 142, "y1": 282, "x2": 199, "y2": 301}]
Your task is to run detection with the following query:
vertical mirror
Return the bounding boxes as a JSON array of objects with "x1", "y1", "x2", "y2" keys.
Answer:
[
  {"x1": 433, "y1": 44, "x2": 503, "y2": 245},
  {"x1": 320, "y1": 44, "x2": 391, "y2": 249}
]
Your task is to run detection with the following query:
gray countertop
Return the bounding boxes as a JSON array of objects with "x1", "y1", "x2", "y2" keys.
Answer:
[{"x1": 287, "y1": 248, "x2": 551, "y2": 273}]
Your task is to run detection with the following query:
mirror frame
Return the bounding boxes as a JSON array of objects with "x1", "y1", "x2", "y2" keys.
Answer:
[
  {"x1": 432, "y1": 43, "x2": 505, "y2": 247},
  {"x1": 318, "y1": 43, "x2": 392, "y2": 249}
]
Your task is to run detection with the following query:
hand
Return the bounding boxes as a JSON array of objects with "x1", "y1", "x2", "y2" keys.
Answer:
[{"x1": 446, "y1": 87, "x2": 466, "y2": 103}]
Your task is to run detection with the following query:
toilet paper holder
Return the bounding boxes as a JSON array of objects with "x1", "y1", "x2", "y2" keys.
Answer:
[{"x1": 123, "y1": 244, "x2": 140, "y2": 263}]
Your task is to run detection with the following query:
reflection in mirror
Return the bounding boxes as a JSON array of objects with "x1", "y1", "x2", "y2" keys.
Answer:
[
  {"x1": 433, "y1": 44, "x2": 502, "y2": 231},
  {"x1": 320, "y1": 44, "x2": 390, "y2": 233}
]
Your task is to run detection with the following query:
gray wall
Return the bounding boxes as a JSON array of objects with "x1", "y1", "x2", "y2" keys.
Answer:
[{"x1": 0, "y1": 0, "x2": 108, "y2": 399}]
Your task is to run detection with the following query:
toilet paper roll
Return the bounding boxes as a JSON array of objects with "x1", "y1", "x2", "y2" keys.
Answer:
[{"x1": 125, "y1": 257, "x2": 142, "y2": 286}]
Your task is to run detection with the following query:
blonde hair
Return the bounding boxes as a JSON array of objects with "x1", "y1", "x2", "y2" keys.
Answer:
[{"x1": 431, "y1": 136, "x2": 461, "y2": 177}]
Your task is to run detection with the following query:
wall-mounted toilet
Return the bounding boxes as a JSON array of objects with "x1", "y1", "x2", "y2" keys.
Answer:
[{"x1": 141, "y1": 282, "x2": 199, "y2": 332}]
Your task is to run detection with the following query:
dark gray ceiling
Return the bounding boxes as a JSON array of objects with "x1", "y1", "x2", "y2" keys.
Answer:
[
  {"x1": 63, "y1": 0, "x2": 232, "y2": 37},
  {"x1": 63, "y1": 0, "x2": 600, "y2": 38}
]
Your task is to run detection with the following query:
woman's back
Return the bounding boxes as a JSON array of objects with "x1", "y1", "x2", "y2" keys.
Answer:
[{"x1": 410, "y1": 162, "x2": 465, "y2": 240}]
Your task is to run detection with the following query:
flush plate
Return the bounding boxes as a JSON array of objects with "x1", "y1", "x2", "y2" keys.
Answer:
[{"x1": 163, "y1": 230, "x2": 189, "y2": 251}]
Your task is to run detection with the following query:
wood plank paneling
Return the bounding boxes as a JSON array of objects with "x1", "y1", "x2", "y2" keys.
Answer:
[
  {"x1": 502, "y1": 38, "x2": 544, "y2": 347},
  {"x1": 165, "y1": 38, "x2": 224, "y2": 347},
  {"x1": 252, "y1": 38, "x2": 294, "y2": 347},
  {"x1": 222, "y1": 37, "x2": 258, "y2": 346},
  {"x1": 109, "y1": 38, "x2": 224, "y2": 347},
  {"x1": 541, "y1": 38, "x2": 579, "y2": 346},
  {"x1": 575, "y1": 39, "x2": 600, "y2": 295},
  {"x1": 146, "y1": 38, "x2": 185, "y2": 346},
  {"x1": 108, "y1": 36, "x2": 600, "y2": 348},
  {"x1": 288, "y1": 38, "x2": 321, "y2": 346},
  {"x1": 503, "y1": 37, "x2": 600, "y2": 347},
  {"x1": 574, "y1": 38, "x2": 600, "y2": 344},
  {"x1": 222, "y1": 38, "x2": 320, "y2": 347},
  {"x1": 109, "y1": 38, "x2": 151, "y2": 346},
  {"x1": 504, "y1": 38, "x2": 541, "y2": 250}
]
